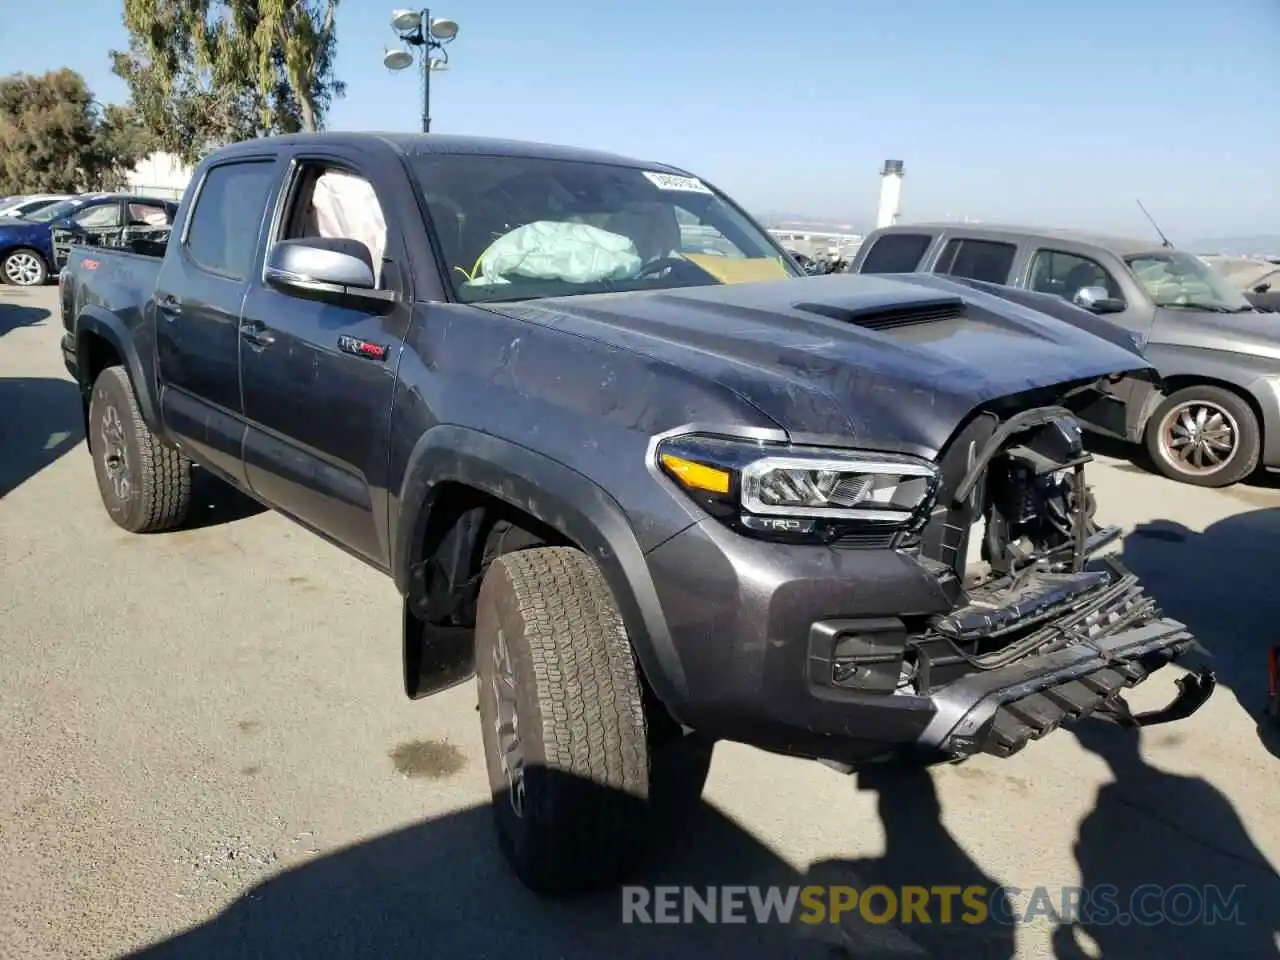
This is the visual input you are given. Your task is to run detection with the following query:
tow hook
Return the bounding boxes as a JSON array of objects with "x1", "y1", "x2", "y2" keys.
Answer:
[{"x1": 1095, "y1": 666, "x2": 1217, "y2": 728}]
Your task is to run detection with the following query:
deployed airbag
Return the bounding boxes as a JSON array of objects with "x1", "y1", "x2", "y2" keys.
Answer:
[{"x1": 465, "y1": 220, "x2": 642, "y2": 286}]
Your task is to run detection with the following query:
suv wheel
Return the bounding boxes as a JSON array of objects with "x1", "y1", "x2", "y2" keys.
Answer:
[
  {"x1": 1144, "y1": 385, "x2": 1260, "y2": 488},
  {"x1": 475, "y1": 546, "x2": 674, "y2": 895},
  {"x1": 88, "y1": 366, "x2": 192, "y2": 532},
  {"x1": 2, "y1": 248, "x2": 48, "y2": 286}
]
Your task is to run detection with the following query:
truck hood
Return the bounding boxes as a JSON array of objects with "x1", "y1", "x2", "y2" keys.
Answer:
[{"x1": 481, "y1": 273, "x2": 1154, "y2": 456}]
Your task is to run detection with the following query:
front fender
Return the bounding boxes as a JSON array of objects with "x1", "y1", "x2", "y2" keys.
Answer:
[
  {"x1": 1141, "y1": 342, "x2": 1280, "y2": 465},
  {"x1": 392, "y1": 424, "x2": 688, "y2": 705},
  {"x1": 75, "y1": 305, "x2": 160, "y2": 432}
]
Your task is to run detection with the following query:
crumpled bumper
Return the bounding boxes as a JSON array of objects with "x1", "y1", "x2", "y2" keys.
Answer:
[{"x1": 917, "y1": 618, "x2": 1213, "y2": 760}]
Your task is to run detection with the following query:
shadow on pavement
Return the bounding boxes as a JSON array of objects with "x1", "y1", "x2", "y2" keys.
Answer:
[
  {"x1": 1119, "y1": 510, "x2": 1280, "y2": 759},
  {"x1": 127, "y1": 774, "x2": 842, "y2": 959},
  {"x1": 1052, "y1": 719, "x2": 1280, "y2": 959},
  {"x1": 0, "y1": 376, "x2": 84, "y2": 499},
  {"x1": 181, "y1": 467, "x2": 267, "y2": 530},
  {"x1": 0, "y1": 299, "x2": 50, "y2": 339},
  {"x1": 805, "y1": 764, "x2": 1016, "y2": 957},
  {"x1": 126, "y1": 760, "x2": 1042, "y2": 959}
]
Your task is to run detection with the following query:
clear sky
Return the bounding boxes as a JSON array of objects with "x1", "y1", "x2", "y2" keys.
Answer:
[{"x1": 8, "y1": 0, "x2": 1278, "y2": 240}]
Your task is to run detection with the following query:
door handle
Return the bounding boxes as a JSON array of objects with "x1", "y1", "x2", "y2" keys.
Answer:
[
  {"x1": 239, "y1": 321, "x2": 276, "y2": 348},
  {"x1": 156, "y1": 294, "x2": 182, "y2": 320}
]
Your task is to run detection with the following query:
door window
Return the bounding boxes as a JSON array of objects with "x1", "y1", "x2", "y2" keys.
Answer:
[
  {"x1": 185, "y1": 161, "x2": 277, "y2": 280},
  {"x1": 935, "y1": 238, "x2": 1017, "y2": 284},
  {"x1": 72, "y1": 202, "x2": 122, "y2": 230},
  {"x1": 1028, "y1": 249, "x2": 1125, "y2": 303},
  {"x1": 126, "y1": 202, "x2": 172, "y2": 226},
  {"x1": 858, "y1": 233, "x2": 933, "y2": 273},
  {"x1": 280, "y1": 164, "x2": 388, "y2": 286}
]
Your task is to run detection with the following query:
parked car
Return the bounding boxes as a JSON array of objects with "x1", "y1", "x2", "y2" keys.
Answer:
[
  {"x1": 850, "y1": 223, "x2": 1280, "y2": 488},
  {"x1": 0, "y1": 193, "x2": 177, "y2": 286},
  {"x1": 1200, "y1": 254, "x2": 1280, "y2": 313},
  {"x1": 59, "y1": 133, "x2": 1211, "y2": 894},
  {"x1": 0, "y1": 193, "x2": 72, "y2": 220}
]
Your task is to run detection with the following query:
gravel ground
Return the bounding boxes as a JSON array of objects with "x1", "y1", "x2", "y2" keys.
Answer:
[{"x1": 1, "y1": 285, "x2": 1276, "y2": 959}]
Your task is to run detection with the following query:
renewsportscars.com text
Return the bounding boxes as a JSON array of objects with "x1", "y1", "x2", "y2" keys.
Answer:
[{"x1": 621, "y1": 884, "x2": 1249, "y2": 927}]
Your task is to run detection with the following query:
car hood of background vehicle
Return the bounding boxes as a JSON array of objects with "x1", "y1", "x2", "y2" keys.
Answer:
[
  {"x1": 481, "y1": 273, "x2": 1154, "y2": 456},
  {"x1": 1152, "y1": 305, "x2": 1280, "y2": 363}
]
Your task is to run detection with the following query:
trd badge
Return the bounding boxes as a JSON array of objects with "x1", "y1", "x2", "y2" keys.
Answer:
[{"x1": 337, "y1": 335, "x2": 389, "y2": 361}]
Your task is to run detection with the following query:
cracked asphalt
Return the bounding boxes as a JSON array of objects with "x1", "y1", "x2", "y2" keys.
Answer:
[{"x1": 1, "y1": 285, "x2": 1276, "y2": 959}]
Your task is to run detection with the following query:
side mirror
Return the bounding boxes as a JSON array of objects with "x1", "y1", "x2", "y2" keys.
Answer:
[
  {"x1": 264, "y1": 237, "x2": 398, "y2": 311},
  {"x1": 1072, "y1": 285, "x2": 1126, "y2": 314}
]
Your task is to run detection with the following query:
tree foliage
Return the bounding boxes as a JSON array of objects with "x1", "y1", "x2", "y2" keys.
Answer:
[
  {"x1": 112, "y1": 0, "x2": 344, "y2": 164},
  {"x1": 0, "y1": 69, "x2": 155, "y2": 194}
]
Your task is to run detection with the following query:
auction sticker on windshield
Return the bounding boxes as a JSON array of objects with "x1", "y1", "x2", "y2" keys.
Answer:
[{"x1": 643, "y1": 171, "x2": 713, "y2": 194}]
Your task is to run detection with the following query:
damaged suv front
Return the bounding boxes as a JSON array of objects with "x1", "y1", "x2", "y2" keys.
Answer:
[{"x1": 642, "y1": 303, "x2": 1214, "y2": 767}]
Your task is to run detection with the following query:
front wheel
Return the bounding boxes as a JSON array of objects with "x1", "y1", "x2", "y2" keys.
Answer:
[
  {"x1": 88, "y1": 366, "x2": 193, "y2": 532},
  {"x1": 1144, "y1": 385, "x2": 1260, "y2": 488},
  {"x1": 2, "y1": 248, "x2": 48, "y2": 286},
  {"x1": 475, "y1": 546, "x2": 659, "y2": 896}
]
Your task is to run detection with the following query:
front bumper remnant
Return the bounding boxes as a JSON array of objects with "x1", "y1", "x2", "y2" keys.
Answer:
[{"x1": 917, "y1": 620, "x2": 1211, "y2": 759}]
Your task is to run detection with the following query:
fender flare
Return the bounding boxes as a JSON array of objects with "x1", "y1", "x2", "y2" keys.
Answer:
[
  {"x1": 1137, "y1": 344, "x2": 1277, "y2": 449},
  {"x1": 393, "y1": 424, "x2": 689, "y2": 705},
  {"x1": 75, "y1": 306, "x2": 160, "y2": 431}
]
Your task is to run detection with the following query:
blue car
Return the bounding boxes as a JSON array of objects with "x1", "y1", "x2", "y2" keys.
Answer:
[{"x1": 0, "y1": 193, "x2": 177, "y2": 286}]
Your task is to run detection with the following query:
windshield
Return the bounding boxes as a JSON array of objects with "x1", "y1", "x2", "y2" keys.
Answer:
[
  {"x1": 24, "y1": 198, "x2": 84, "y2": 223},
  {"x1": 1125, "y1": 251, "x2": 1254, "y2": 312},
  {"x1": 409, "y1": 154, "x2": 800, "y2": 303}
]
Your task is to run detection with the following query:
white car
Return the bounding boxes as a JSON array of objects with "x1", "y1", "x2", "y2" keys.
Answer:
[{"x1": 0, "y1": 194, "x2": 72, "y2": 219}]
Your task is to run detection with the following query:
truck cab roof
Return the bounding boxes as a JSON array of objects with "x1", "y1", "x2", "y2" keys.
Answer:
[{"x1": 207, "y1": 132, "x2": 693, "y2": 178}]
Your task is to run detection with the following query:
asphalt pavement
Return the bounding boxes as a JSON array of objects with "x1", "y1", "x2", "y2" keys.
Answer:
[{"x1": 1, "y1": 285, "x2": 1276, "y2": 959}]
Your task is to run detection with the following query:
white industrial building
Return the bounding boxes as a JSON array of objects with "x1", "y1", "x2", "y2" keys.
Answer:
[{"x1": 123, "y1": 152, "x2": 193, "y2": 200}]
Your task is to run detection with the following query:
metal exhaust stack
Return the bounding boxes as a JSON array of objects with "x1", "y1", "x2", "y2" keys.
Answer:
[{"x1": 876, "y1": 159, "x2": 904, "y2": 229}]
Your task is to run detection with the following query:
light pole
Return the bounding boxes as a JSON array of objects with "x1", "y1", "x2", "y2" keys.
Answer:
[{"x1": 383, "y1": 8, "x2": 459, "y2": 133}]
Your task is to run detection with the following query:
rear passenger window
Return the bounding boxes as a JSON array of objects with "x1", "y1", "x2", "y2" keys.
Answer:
[
  {"x1": 185, "y1": 161, "x2": 276, "y2": 280},
  {"x1": 126, "y1": 202, "x2": 172, "y2": 226},
  {"x1": 936, "y1": 238, "x2": 1016, "y2": 284},
  {"x1": 858, "y1": 233, "x2": 933, "y2": 273}
]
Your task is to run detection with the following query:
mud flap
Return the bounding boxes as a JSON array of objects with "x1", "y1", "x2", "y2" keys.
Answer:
[
  {"x1": 402, "y1": 600, "x2": 476, "y2": 700},
  {"x1": 1094, "y1": 666, "x2": 1217, "y2": 728}
]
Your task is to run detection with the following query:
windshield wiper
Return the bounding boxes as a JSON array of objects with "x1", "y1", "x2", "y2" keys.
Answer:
[{"x1": 1156, "y1": 301, "x2": 1232, "y2": 313}]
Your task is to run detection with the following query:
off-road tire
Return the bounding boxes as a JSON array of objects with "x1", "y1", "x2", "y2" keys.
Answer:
[
  {"x1": 1144, "y1": 384, "x2": 1260, "y2": 488},
  {"x1": 475, "y1": 546, "x2": 654, "y2": 896},
  {"x1": 88, "y1": 365, "x2": 192, "y2": 533}
]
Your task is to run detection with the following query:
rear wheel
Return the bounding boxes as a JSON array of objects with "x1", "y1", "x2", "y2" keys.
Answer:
[
  {"x1": 2, "y1": 248, "x2": 47, "y2": 286},
  {"x1": 474, "y1": 546, "x2": 704, "y2": 895},
  {"x1": 88, "y1": 366, "x2": 192, "y2": 533},
  {"x1": 1144, "y1": 385, "x2": 1260, "y2": 488}
]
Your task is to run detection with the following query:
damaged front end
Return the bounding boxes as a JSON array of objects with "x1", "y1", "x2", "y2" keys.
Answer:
[{"x1": 832, "y1": 392, "x2": 1215, "y2": 761}]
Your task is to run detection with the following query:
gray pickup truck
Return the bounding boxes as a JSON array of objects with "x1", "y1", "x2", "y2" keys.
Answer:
[
  {"x1": 58, "y1": 133, "x2": 1213, "y2": 894},
  {"x1": 851, "y1": 223, "x2": 1280, "y2": 488}
]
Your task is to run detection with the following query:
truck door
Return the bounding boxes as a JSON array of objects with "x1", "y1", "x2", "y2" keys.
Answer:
[
  {"x1": 154, "y1": 156, "x2": 280, "y2": 486},
  {"x1": 238, "y1": 156, "x2": 414, "y2": 568},
  {"x1": 1022, "y1": 246, "x2": 1154, "y2": 336}
]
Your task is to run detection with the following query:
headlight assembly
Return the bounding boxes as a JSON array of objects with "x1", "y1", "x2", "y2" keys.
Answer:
[{"x1": 655, "y1": 432, "x2": 940, "y2": 542}]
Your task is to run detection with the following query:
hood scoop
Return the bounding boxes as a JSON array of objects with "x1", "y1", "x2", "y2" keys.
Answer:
[{"x1": 793, "y1": 295, "x2": 966, "y2": 332}]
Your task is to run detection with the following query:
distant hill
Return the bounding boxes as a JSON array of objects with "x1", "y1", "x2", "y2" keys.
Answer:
[{"x1": 1189, "y1": 235, "x2": 1280, "y2": 257}]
